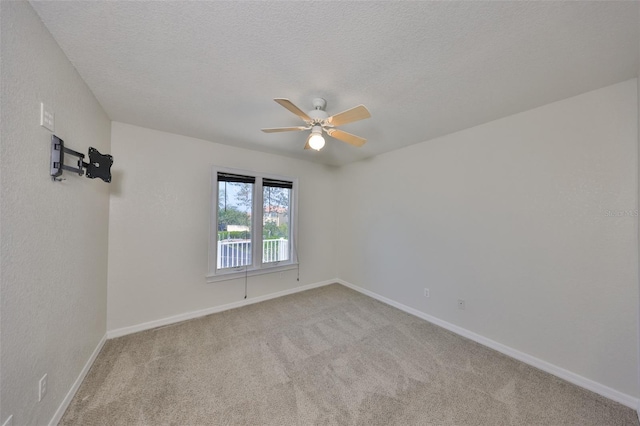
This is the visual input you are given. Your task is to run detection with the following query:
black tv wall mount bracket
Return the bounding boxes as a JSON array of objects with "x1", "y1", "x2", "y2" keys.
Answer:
[{"x1": 50, "y1": 135, "x2": 113, "y2": 182}]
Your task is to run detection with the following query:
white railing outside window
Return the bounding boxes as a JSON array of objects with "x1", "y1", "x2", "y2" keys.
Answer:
[
  {"x1": 262, "y1": 238, "x2": 289, "y2": 263},
  {"x1": 217, "y1": 239, "x2": 289, "y2": 269}
]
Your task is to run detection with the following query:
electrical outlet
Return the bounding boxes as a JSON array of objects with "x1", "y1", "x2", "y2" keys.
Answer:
[
  {"x1": 457, "y1": 299, "x2": 465, "y2": 310},
  {"x1": 423, "y1": 288, "x2": 430, "y2": 298},
  {"x1": 40, "y1": 102, "x2": 54, "y2": 131},
  {"x1": 39, "y1": 374, "x2": 48, "y2": 402},
  {"x1": 2, "y1": 414, "x2": 13, "y2": 426}
]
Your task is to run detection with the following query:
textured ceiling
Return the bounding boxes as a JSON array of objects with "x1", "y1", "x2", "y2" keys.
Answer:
[{"x1": 30, "y1": 1, "x2": 639, "y2": 166}]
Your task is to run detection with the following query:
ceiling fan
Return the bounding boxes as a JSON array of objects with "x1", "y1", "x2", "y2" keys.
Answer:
[{"x1": 262, "y1": 98, "x2": 371, "y2": 151}]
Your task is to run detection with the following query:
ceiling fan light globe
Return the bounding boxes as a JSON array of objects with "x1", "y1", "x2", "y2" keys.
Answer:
[{"x1": 308, "y1": 133, "x2": 325, "y2": 151}]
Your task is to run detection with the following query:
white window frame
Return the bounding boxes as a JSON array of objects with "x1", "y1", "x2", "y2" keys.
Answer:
[{"x1": 207, "y1": 166, "x2": 298, "y2": 283}]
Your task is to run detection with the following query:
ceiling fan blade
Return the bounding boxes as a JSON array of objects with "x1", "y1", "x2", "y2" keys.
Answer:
[
  {"x1": 274, "y1": 98, "x2": 312, "y2": 122},
  {"x1": 326, "y1": 128, "x2": 367, "y2": 147},
  {"x1": 304, "y1": 140, "x2": 311, "y2": 150},
  {"x1": 261, "y1": 126, "x2": 308, "y2": 133},
  {"x1": 327, "y1": 105, "x2": 371, "y2": 127}
]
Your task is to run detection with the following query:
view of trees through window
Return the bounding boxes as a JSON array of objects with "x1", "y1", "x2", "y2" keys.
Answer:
[
  {"x1": 216, "y1": 177, "x2": 291, "y2": 269},
  {"x1": 217, "y1": 181, "x2": 252, "y2": 268},
  {"x1": 263, "y1": 185, "x2": 290, "y2": 263}
]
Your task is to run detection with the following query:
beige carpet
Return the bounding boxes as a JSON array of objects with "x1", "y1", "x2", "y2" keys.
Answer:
[{"x1": 60, "y1": 284, "x2": 639, "y2": 425}]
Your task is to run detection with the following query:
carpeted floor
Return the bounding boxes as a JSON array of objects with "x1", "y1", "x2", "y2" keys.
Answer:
[{"x1": 60, "y1": 284, "x2": 639, "y2": 425}]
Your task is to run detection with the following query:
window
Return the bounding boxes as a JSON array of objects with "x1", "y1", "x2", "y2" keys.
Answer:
[
  {"x1": 216, "y1": 172, "x2": 254, "y2": 269},
  {"x1": 262, "y1": 178, "x2": 292, "y2": 264},
  {"x1": 208, "y1": 167, "x2": 297, "y2": 281}
]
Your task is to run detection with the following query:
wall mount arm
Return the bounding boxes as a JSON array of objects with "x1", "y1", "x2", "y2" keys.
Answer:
[{"x1": 50, "y1": 135, "x2": 113, "y2": 183}]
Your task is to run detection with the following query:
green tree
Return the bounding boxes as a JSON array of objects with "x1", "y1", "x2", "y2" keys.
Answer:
[
  {"x1": 236, "y1": 183, "x2": 252, "y2": 211},
  {"x1": 263, "y1": 186, "x2": 289, "y2": 208},
  {"x1": 263, "y1": 221, "x2": 288, "y2": 239},
  {"x1": 218, "y1": 205, "x2": 249, "y2": 228},
  {"x1": 218, "y1": 182, "x2": 251, "y2": 227}
]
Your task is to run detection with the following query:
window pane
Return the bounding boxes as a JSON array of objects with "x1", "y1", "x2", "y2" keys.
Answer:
[
  {"x1": 217, "y1": 181, "x2": 252, "y2": 269},
  {"x1": 262, "y1": 185, "x2": 290, "y2": 263}
]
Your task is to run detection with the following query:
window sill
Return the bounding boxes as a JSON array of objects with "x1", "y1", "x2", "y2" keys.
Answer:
[{"x1": 206, "y1": 263, "x2": 298, "y2": 283}]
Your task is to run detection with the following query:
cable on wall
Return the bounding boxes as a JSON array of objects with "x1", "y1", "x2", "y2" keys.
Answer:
[
  {"x1": 292, "y1": 231, "x2": 300, "y2": 282},
  {"x1": 244, "y1": 266, "x2": 248, "y2": 299}
]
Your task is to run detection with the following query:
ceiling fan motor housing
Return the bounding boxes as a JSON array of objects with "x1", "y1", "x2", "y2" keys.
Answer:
[
  {"x1": 307, "y1": 98, "x2": 329, "y2": 125},
  {"x1": 307, "y1": 106, "x2": 329, "y2": 125}
]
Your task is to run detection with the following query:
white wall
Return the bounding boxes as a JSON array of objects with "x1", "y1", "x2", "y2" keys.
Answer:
[
  {"x1": 107, "y1": 122, "x2": 337, "y2": 331},
  {"x1": 337, "y1": 79, "x2": 639, "y2": 398},
  {"x1": 0, "y1": 2, "x2": 111, "y2": 424}
]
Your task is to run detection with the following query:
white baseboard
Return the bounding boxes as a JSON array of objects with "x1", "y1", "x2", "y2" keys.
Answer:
[
  {"x1": 107, "y1": 279, "x2": 336, "y2": 339},
  {"x1": 336, "y1": 279, "x2": 640, "y2": 410},
  {"x1": 49, "y1": 334, "x2": 107, "y2": 426}
]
